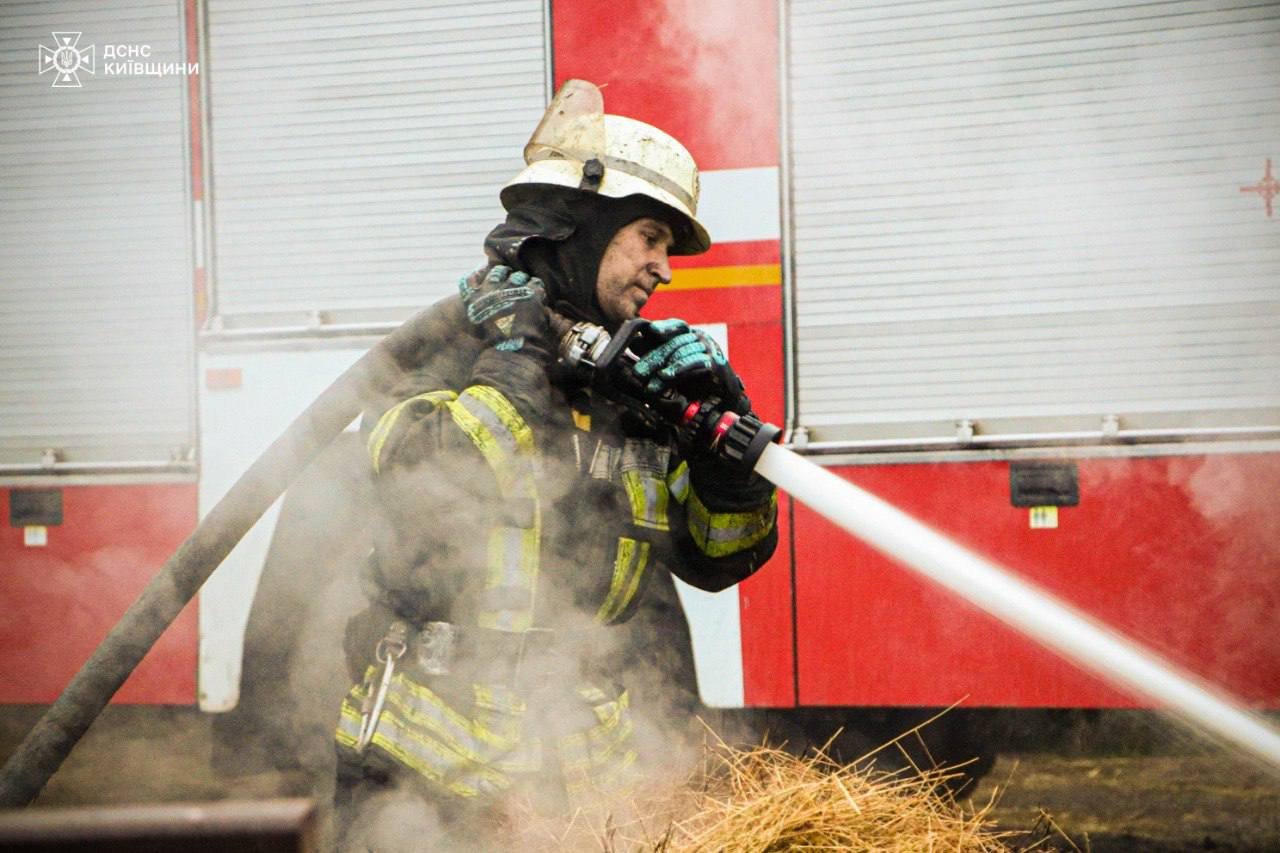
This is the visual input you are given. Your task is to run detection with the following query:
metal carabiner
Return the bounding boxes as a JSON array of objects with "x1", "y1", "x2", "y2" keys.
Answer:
[{"x1": 355, "y1": 621, "x2": 409, "y2": 753}]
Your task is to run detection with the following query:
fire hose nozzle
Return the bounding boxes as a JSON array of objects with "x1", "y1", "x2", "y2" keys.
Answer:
[
  {"x1": 558, "y1": 318, "x2": 782, "y2": 473},
  {"x1": 711, "y1": 410, "x2": 783, "y2": 471}
]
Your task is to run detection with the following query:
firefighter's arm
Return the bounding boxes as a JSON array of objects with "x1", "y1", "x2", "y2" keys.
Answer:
[
  {"x1": 359, "y1": 274, "x2": 551, "y2": 621},
  {"x1": 458, "y1": 264, "x2": 554, "y2": 427},
  {"x1": 621, "y1": 317, "x2": 776, "y2": 589},
  {"x1": 664, "y1": 449, "x2": 778, "y2": 593},
  {"x1": 363, "y1": 265, "x2": 554, "y2": 477}
]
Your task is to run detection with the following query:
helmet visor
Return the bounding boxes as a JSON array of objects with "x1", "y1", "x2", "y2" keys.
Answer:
[{"x1": 524, "y1": 79, "x2": 605, "y2": 165}]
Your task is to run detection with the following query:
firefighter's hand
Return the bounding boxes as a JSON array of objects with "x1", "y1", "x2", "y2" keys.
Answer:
[
  {"x1": 458, "y1": 264, "x2": 549, "y2": 355},
  {"x1": 632, "y1": 318, "x2": 751, "y2": 414}
]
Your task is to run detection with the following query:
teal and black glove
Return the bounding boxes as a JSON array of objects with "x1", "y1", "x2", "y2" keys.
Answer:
[
  {"x1": 458, "y1": 264, "x2": 548, "y2": 355},
  {"x1": 631, "y1": 318, "x2": 750, "y2": 414}
]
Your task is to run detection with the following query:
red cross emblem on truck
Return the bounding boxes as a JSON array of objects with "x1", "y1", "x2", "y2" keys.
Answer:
[{"x1": 1240, "y1": 158, "x2": 1278, "y2": 218}]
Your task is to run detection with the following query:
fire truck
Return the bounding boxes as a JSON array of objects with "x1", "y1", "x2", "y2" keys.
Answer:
[{"x1": 3, "y1": 0, "x2": 1277, "y2": 768}]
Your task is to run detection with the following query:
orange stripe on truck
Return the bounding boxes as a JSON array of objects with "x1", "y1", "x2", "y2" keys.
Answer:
[{"x1": 665, "y1": 264, "x2": 781, "y2": 291}]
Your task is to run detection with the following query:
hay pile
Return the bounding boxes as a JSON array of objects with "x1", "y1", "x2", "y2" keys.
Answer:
[
  {"x1": 519, "y1": 740, "x2": 1011, "y2": 852},
  {"x1": 649, "y1": 744, "x2": 1009, "y2": 852}
]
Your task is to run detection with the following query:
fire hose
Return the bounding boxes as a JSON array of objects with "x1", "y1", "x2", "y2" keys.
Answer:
[
  {"x1": 557, "y1": 317, "x2": 1280, "y2": 774},
  {"x1": 3, "y1": 314, "x2": 1279, "y2": 807},
  {"x1": 0, "y1": 309, "x2": 444, "y2": 808}
]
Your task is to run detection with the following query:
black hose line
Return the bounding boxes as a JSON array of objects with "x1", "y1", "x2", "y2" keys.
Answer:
[{"x1": 0, "y1": 311, "x2": 439, "y2": 808}]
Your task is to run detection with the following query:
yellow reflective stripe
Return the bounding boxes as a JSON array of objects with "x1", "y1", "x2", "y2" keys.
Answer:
[
  {"x1": 372, "y1": 709, "x2": 502, "y2": 797},
  {"x1": 595, "y1": 537, "x2": 650, "y2": 625},
  {"x1": 572, "y1": 408, "x2": 591, "y2": 432},
  {"x1": 563, "y1": 749, "x2": 639, "y2": 802},
  {"x1": 558, "y1": 688, "x2": 639, "y2": 801},
  {"x1": 576, "y1": 684, "x2": 608, "y2": 705},
  {"x1": 335, "y1": 687, "x2": 498, "y2": 798},
  {"x1": 461, "y1": 385, "x2": 535, "y2": 455},
  {"x1": 473, "y1": 684, "x2": 541, "y2": 772},
  {"x1": 620, "y1": 439, "x2": 670, "y2": 530},
  {"x1": 336, "y1": 676, "x2": 541, "y2": 790},
  {"x1": 687, "y1": 490, "x2": 778, "y2": 558},
  {"x1": 390, "y1": 672, "x2": 520, "y2": 757},
  {"x1": 367, "y1": 390, "x2": 458, "y2": 475},
  {"x1": 667, "y1": 462, "x2": 690, "y2": 505},
  {"x1": 621, "y1": 469, "x2": 670, "y2": 531},
  {"x1": 334, "y1": 694, "x2": 362, "y2": 749}
]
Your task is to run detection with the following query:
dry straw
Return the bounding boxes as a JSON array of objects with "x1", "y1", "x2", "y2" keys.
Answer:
[
  {"x1": 516, "y1": 722, "x2": 1015, "y2": 852},
  {"x1": 647, "y1": 742, "x2": 1010, "y2": 852}
]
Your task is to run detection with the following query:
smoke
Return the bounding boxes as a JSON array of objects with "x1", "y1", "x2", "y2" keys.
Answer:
[
  {"x1": 214, "y1": 392, "x2": 720, "y2": 851},
  {"x1": 600, "y1": 0, "x2": 777, "y2": 168},
  {"x1": 340, "y1": 786, "x2": 449, "y2": 853},
  {"x1": 1165, "y1": 454, "x2": 1280, "y2": 680}
]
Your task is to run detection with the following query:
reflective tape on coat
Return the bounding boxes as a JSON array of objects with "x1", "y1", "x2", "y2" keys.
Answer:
[
  {"x1": 446, "y1": 386, "x2": 542, "y2": 634},
  {"x1": 335, "y1": 671, "x2": 541, "y2": 798},
  {"x1": 366, "y1": 390, "x2": 459, "y2": 475},
  {"x1": 557, "y1": 686, "x2": 639, "y2": 803},
  {"x1": 595, "y1": 537, "x2": 650, "y2": 625},
  {"x1": 685, "y1": 490, "x2": 778, "y2": 558}
]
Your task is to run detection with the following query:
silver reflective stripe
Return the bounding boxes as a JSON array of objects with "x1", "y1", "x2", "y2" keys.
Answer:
[
  {"x1": 373, "y1": 709, "x2": 505, "y2": 797},
  {"x1": 484, "y1": 525, "x2": 535, "y2": 632},
  {"x1": 447, "y1": 386, "x2": 540, "y2": 634},
  {"x1": 456, "y1": 391, "x2": 521, "y2": 467},
  {"x1": 620, "y1": 470, "x2": 669, "y2": 531},
  {"x1": 700, "y1": 514, "x2": 773, "y2": 546}
]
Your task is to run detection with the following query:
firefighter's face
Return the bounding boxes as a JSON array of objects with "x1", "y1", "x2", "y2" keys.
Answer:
[{"x1": 595, "y1": 218, "x2": 674, "y2": 324}]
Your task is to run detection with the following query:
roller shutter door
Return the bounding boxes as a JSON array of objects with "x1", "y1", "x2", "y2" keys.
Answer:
[
  {"x1": 787, "y1": 1, "x2": 1280, "y2": 446},
  {"x1": 205, "y1": 0, "x2": 548, "y2": 332},
  {"x1": 0, "y1": 1, "x2": 194, "y2": 469}
]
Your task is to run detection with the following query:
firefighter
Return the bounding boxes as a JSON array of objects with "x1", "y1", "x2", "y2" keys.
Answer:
[{"x1": 331, "y1": 80, "x2": 777, "y2": 843}]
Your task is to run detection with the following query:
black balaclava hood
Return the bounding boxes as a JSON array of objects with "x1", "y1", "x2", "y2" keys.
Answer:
[{"x1": 482, "y1": 188, "x2": 689, "y2": 330}]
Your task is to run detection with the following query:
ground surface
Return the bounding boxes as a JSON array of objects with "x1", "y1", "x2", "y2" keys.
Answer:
[
  {"x1": 1, "y1": 707, "x2": 1278, "y2": 851},
  {"x1": 976, "y1": 752, "x2": 1280, "y2": 852}
]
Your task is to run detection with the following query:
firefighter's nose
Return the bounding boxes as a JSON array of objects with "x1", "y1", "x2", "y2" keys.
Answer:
[{"x1": 653, "y1": 255, "x2": 672, "y2": 286}]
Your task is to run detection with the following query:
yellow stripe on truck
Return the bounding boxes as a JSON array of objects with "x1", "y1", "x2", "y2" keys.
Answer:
[{"x1": 666, "y1": 263, "x2": 781, "y2": 291}]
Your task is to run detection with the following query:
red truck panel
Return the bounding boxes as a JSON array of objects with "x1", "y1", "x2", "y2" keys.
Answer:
[
  {"x1": 789, "y1": 455, "x2": 1280, "y2": 708},
  {"x1": 552, "y1": 0, "x2": 779, "y2": 171},
  {"x1": 0, "y1": 485, "x2": 198, "y2": 704}
]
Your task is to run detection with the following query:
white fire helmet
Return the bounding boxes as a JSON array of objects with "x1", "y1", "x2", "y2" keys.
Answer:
[{"x1": 501, "y1": 79, "x2": 711, "y2": 255}]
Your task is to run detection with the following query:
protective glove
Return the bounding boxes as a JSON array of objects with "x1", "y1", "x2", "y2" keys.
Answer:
[
  {"x1": 458, "y1": 264, "x2": 549, "y2": 355},
  {"x1": 631, "y1": 318, "x2": 751, "y2": 414}
]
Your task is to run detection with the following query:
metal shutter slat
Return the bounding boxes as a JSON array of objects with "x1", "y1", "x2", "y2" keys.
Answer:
[
  {"x1": 0, "y1": 3, "x2": 194, "y2": 468},
  {"x1": 206, "y1": 0, "x2": 546, "y2": 331},
  {"x1": 789, "y1": 0, "x2": 1280, "y2": 444}
]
